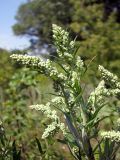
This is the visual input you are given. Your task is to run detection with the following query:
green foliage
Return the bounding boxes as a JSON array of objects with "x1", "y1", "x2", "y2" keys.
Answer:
[
  {"x1": 11, "y1": 24, "x2": 120, "y2": 160},
  {"x1": 0, "y1": 63, "x2": 71, "y2": 159},
  {"x1": 0, "y1": 122, "x2": 21, "y2": 160},
  {"x1": 70, "y1": 1, "x2": 120, "y2": 75},
  {"x1": 1, "y1": 68, "x2": 40, "y2": 159},
  {"x1": 0, "y1": 49, "x2": 14, "y2": 85},
  {"x1": 1, "y1": 67, "x2": 49, "y2": 159}
]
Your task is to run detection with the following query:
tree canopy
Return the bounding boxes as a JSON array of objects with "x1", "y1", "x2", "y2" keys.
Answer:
[
  {"x1": 13, "y1": 0, "x2": 120, "y2": 74},
  {"x1": 13, "y1": 0, "x2": 73, "y2": 51}
]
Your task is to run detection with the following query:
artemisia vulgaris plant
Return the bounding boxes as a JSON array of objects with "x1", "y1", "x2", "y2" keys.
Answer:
[{"x1": 10, "y1": 24, "x2": 120, "y2": 160}]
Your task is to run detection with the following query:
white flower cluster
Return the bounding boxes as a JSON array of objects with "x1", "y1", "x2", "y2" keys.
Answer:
[
  {"x1": 62, "y1": 64, "x2": 70, "y2": 72},
  {"x1": 88, "y1": 66, "x2": 120, "y2": 112},
  {"x1": 67, "y1": 92, "x2": 76, "y2": 106},
  {"x1": 51, "y1": 97, "x2": 65, "y2": 105},
  {"x1": 10, "y1": 54, "x2": 40, "y2": 66},
  {"x1": 42, "y1": 121, "x2": 66, "y2": 139},
  {"x1": 72, "y1": 146, "x2": 79, "y2": 153},
  {"x1": 52, "y1": 24, "x2": 75, "y2": 59},
  {"x1": 99, "y1": 65, "x2": 120, "y2": 89},
  {"x1": 76, "y1": 56, "x2": 84, "y2": 72},
  {"x1": 101, "y1": 130, "x2": 120, "y2": 143},
  {"x1": 71, "y1": 71, "x2": 78, "y2": 87},
  {"x1": 30, "y1": 103, "x2": 58, "y2": 120},
  {"x1": 10, "y1": 54, "x2": 67, "y2": 81},
  {"x1": 65, "y1": 56, "x2": 84, "y2": 88},
  {"x1": 30, "y1": 103, "x2": 66, "y2": 138},
  {"x1": 88, "y1": 80, "x2": 108, "y2": 110},
  {"x1": 49, "y1": 68, "x2": 67, "y2": 81},
  {"x1": 42, "y1": 121, "x2": 57, "y2": 139},
  {"x1": 66, "y1": 70, "x2": 80, "y2": 89},
  {"x1": 108, "y1": 88, "x2": 120, "y2": 96},
  {"x1": 51, "y1": 97, "x2": 69, "y2": 112}
]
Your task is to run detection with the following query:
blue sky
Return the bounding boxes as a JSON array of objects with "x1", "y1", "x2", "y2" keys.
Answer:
[{"x1": 0, "y1": 0, "x2": 29, "y2": 50}]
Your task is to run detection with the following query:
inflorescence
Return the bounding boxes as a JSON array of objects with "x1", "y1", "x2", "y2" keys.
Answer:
[
  {"x1": 101, "y1": 130, "x2": 120, "y2": 143},
  {"x1": 30, "y1": 102, "x2": 66, "y2": 139},
  {"x1": 10, "y1": 24, "x2": 120, "y2": 142},
  {"x1": 10, "y1": 54, "x2": 67, "y2": 82}
]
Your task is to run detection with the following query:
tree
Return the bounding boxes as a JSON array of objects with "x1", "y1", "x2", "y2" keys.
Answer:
[
  {"x1": 70, "y1": 0, "x2": 120, "y2": 76},
  {"x1": 13, "y1": 0, "x2": 120, "y2": 75},
  {"x1": 13, "y1": 0, "x2": 73, "y2": 53}
]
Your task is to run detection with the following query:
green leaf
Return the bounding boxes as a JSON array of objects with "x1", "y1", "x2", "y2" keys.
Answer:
[
  {"x1": 12, "y1": 140, "x2": 21, "y2": 160},
  {"x1": 64, "y1": 113, "x2": 83, "y2": 149},
  {"x1": 36, "y1": 138, "x2": 44, "y2": 155}
]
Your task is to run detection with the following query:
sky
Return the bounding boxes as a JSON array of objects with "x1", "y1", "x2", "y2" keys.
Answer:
[{"x1": 0, "y1": 0, "x2": 30, "y2": 50}]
